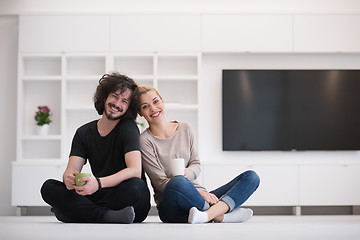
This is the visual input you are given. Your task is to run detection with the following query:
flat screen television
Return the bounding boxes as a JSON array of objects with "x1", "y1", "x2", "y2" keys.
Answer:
[{"x1": 222, "y1": 70, "x2": 360, "y2": 151}]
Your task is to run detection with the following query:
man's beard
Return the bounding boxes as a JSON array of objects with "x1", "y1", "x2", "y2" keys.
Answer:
[{"x1": 104, "y1": 103, "x2": 124, "y2": 120}]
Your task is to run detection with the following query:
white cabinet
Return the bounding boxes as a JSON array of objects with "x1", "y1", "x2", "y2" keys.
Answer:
[
  {"x1": 13, "y1": 52, "x2": 200, "y2": 206},
  {"x1": 202, "y1": 15, "x2": 293, "y2": 52},
  {"x1": 202, "y1": 164, "x2": 299, "y2": 206},
  {"x1": 246, "y1": 165, "x2": 299, "y2": 206},
  {"x1": 19, "y1": 14, "x2": 201, "y2": 53},
  {"x1": 299, "y1": 165, "x2": 360, "y2": 205},
  {"x1": 19, "y1": 15, "x2": 110, "y2": 52},
  {"x1": 14, "y1": 13, "x2": 360, "y2": 209},
  {"x1": 12, "y1": 163, "x2": 65, "y2": 206},
  {"x1": 19, "y1": 14, "x2": 360, "y2": 54},
  {"x1": 294, "y1": 15, "x2": 360, "y2": 52},
  {"x1": 110, "y1": 15, "x2": 202, "y2": 52},
  {"x1": 202, "y1": 14, "x2": 360, "y2": 53},
  {"x1": 202, "y1": 163, "x2": 360, "y2": 208},
  {"x1": 12, "y1": 162, "x2": 93, "y2": 206}
]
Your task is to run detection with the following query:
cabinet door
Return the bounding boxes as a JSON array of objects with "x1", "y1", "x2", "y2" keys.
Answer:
[
  {"x1": 110, "y1": 15, "x2": 201, "y2": 52},
  {"x1": 294, "y1": 15, "x2": 360, "y2": 52},
  {"x1": 12, "y1": 163, "x2": 93, "y2": 206},
  {"x1": 11, "y1": 164, "x2": 64, "y2": 206},
  {"x1": 299, "y1": 165, "x2": 360, "y2": 205},
  {"x1": 202, "y1": 165, "x2": 299, "y2": 206},
  {"x1": 202, "y1": 15, "x2": 293, "y2": 52},
  {"x1": 19, "y1": 15, "x2": 110, "y2": 52}
]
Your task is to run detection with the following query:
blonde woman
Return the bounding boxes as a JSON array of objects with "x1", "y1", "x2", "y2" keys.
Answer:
[{"x1": 134, "y1": 85, "x2": 260, "y2": 223}]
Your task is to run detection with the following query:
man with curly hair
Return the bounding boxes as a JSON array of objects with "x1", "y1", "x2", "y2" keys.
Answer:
[{"x1": 41, "y1": 72, "x2": 150, "y2": 223}]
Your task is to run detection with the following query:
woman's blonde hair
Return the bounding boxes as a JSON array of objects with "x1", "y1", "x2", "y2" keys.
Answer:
[{"x1": 133, "y1": 84, "x2": 162, "y2": 112}]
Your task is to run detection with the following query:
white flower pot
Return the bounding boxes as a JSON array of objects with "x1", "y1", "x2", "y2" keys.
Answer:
[{"x1": 36, "y1": 124, "x2": 49, "y2": 136}]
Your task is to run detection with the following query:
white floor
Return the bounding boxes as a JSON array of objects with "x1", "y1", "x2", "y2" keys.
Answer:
[{"x1": 1, "y1": 215, "x2": 360, "y2": 240}]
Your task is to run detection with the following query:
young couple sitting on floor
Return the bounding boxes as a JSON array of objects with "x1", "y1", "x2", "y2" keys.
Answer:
[{"x1": 41, "y1": 72, "x2": 260, "y2": 224}]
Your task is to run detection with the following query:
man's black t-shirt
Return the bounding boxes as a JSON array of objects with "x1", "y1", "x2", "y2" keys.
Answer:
[{"x1": 70, "y1": 118, "x2": 140, "y2": 178}]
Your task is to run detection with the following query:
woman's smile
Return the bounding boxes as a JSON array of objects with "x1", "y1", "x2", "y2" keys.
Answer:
[{"x1": 150, "y1": 111, "x2": 161, "y2": 118}]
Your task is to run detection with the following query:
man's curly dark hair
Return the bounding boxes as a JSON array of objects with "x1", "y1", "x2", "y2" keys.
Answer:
[{"x1": 93, "y1": 72, "x2": 138, "y2": 120}]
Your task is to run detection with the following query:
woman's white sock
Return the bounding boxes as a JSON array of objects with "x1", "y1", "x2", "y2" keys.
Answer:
[
  {"x1": 188, "y1": 207, "x2": 208, "y2": 224},
  {"x1": 222, "y1": 208, "x2": 253, "y2": 223}
]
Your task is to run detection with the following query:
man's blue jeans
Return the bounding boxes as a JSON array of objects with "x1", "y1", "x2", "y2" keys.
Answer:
[{"x1": 158, "y1": 170, "x2": 260, "y2": 223}]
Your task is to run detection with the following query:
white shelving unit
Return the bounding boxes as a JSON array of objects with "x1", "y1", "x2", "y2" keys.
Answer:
[
  {"x1": 14, "y1": 13, "x2": 360, "y2": 212},
  {"x1": 13, "y1": 52, "x2": 201, "y2": 206}
]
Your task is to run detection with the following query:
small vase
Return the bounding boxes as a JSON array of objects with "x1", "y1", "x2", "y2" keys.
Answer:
[{"x1": 36, "y1": 124, "x2": 49, "y2": 136}]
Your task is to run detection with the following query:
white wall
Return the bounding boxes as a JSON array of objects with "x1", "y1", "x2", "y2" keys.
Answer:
[
  {"x1": 0, "y1": 16, "x2": 18, "y2": 215},
  {"x1": 1, "y1": 0, "x2": 360, "y2": 215}
]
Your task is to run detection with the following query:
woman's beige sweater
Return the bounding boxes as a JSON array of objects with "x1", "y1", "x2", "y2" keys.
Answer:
[{"x1": 140, "y1": 121, "x2": 206, "y2": 207}]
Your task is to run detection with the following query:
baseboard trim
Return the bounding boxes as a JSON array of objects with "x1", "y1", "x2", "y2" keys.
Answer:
[{"x1": 14, "y1": 205, "x2": 360, "y2": 216}]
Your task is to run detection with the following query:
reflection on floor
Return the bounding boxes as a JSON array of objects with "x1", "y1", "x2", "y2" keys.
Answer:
[{"x1": 1, "y1": 215, "x2": 360, "y2": 240}]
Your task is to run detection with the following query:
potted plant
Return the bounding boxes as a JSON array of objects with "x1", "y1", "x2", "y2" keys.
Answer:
[{"x1": 34, "y1": 105, "x2": 52, "y2": 135}]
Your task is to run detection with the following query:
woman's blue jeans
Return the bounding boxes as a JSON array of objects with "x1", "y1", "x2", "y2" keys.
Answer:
[{"x1": 158, "y1": 170, "x2": 260, "y2": 223}]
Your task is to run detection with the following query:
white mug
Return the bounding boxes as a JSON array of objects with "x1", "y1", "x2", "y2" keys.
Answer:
[{"x1": 170, "y1": 158, "x2": 185, "y2": 177}]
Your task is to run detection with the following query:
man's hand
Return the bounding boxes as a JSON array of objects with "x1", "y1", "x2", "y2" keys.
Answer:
[
  {"x1": 63, "y1": 156, "x2": 86, "y2": 190},
  {"x1": 198, "y1": 190, "x2": 219, "y2": 206},
  {"x1": 74, "y1": 176, "x2": 99, "y2": 196},
  {"x1": 63, "y1": 171, "x2": 78, "y2": 190}
]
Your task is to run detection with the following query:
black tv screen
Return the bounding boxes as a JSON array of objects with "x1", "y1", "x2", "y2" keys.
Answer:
[{"x1": 222, "y1": 70, "x2": 360, "y2": 151}]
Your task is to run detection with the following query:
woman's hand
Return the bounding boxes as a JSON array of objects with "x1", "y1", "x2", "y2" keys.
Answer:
[
  {"x1": 74, "y1": 176, "x2": 99, "y2": 196},
  {"x1": 198, "y1": 190, "x2": 219, "y2": 205}
]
